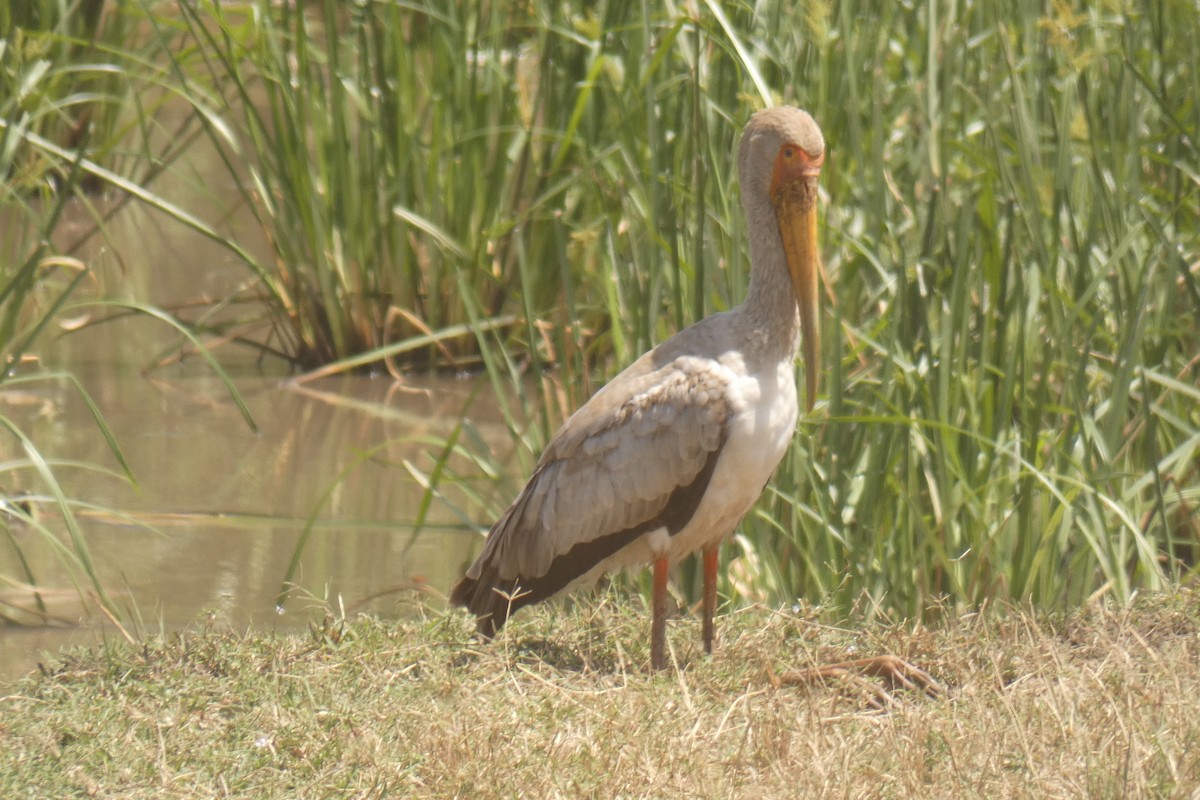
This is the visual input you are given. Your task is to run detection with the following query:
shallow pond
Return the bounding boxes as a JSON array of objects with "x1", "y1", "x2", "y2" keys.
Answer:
[
  {"x1": 1, "y1": 365, "x2": 513, "y2": 680},
  {"x1": 1, "y1": 131, "x2": 522, "y2": 681}
]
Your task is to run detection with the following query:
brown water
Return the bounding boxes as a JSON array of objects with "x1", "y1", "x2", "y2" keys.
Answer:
[
  {"x1": 0, "y1": 126, "x2": 519, "y2": 682},
  {"x1": 1, "y1": 367, "x2": 509, "y2": 681}
]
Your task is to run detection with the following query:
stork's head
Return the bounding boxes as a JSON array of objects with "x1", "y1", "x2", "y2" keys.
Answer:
[{"x1": 738, "y1": 107, "x2": 825, "y2": 411}]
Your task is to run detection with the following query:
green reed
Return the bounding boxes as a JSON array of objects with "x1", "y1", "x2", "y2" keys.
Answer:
[
  {"x1": 157, "y1": 0, "x2": 757, "y2": 390},
  {"x1": 9, "y1": 0, "x2": 1197, "y2": 621},
  {"x1": 235, "y1": 0, "x2": 1197, "y2": 618},
  {"x1": 1, "y1": 5, "x2": 257, "y2": 623},
  {"x1": 737, "y1": 0, "x2": 1200, "y2": 616},
  {"x1": 423, "y1": 0, "x2": 1199, "y2": 618},
  {"x1": 2, "y1": 4, "x2": 131, "y2": 617},
  {"x1": 1, "y1": 129, "x2": 121, "y2": 617}
]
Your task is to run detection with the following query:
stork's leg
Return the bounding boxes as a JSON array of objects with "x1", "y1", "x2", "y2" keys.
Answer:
[
  {"x1": 701, "y1": 543, "x2": 719, "y2": 655},
  {"x1": 651, "y1": 556, "x2": 668, "y2": 671}
]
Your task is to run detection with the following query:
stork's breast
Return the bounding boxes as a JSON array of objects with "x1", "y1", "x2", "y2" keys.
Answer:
[{"x1": 667, "y1": 359, "x2": 800, "y2": 559}]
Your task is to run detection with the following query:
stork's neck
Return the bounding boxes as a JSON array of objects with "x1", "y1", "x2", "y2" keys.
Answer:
[{"x1": 739, "y1": 192, "x2": 801, "y2": 361}]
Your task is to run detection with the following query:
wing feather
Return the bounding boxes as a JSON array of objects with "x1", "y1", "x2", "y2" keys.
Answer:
[
  {"x1": 526, "y1": 358, "x2": 731, "y2": 566},
  {"x1": 451, "y1": 355, "x2": 735, "y2": 630}
]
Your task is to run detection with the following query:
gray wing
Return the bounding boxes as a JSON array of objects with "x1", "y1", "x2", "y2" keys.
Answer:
[{"x1": 450, "y1": 355, "x2": 733, "y2": 632}]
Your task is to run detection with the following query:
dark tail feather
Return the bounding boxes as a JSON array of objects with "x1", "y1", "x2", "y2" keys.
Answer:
[
  {"x1": 447, "y1": 575, "x2": 474, "y2": 609},
  {"x1": 450, "y1": 508, "x2": 678, "y2": 637},
  {"x1": 449, "y1": 571, "x2": 521, "y2": 637}
]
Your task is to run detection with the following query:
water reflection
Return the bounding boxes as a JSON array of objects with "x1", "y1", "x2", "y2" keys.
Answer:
[
  {"x1": 2, "y1": 370, "x2": 513, "y2": 680},
  {"x1": 1, "y1": 97, "x2": 529, "y2": 682}
]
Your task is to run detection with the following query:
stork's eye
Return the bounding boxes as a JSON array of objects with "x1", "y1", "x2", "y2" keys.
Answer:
[{"x1": 783, "y1": 146, "x2": 795, "y2": 159}]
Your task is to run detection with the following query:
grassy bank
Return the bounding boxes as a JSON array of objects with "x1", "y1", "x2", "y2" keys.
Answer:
[
  {"x1": 3, "y1": 0, "x2": 1199, "y2": 630},
  {"x1": 3, "y1": 590, "x2": 1199, "y2": 798}
]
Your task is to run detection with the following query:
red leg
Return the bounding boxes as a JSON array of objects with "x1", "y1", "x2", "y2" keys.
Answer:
[
  {"x1": 702, "y1": 543, "x2": 719, "y2": 655},
  {"x1": 651, "y1": 556, "x2": 668, "y2": 671}
]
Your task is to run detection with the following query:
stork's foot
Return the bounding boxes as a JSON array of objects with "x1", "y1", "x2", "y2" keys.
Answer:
[{"x1": 769, "y1": 654, "x2": 944, "y2": 709}]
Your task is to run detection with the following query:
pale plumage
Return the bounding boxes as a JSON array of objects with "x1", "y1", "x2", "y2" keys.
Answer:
[{"x1": 451, "y1": 107, "x2": 826, "y2": 669}]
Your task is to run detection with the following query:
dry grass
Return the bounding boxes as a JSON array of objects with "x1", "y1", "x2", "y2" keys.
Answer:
[{"x1": 2, "y1": 589, "x2": 1199, "y2": 798}]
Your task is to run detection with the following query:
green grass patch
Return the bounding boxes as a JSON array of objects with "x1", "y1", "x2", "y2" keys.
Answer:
[{"x1": 3, "y1": 590, "x2": 1200, "y2": 797}]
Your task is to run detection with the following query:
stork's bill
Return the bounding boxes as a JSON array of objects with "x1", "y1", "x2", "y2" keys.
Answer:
[{"x1": 770, "y1": 140, "x2": 825, "y2": 411}]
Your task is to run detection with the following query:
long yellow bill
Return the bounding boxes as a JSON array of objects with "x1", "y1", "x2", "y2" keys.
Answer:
[{"x1": 774, "y1": 179, "x2": 821, "y2": 411}]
